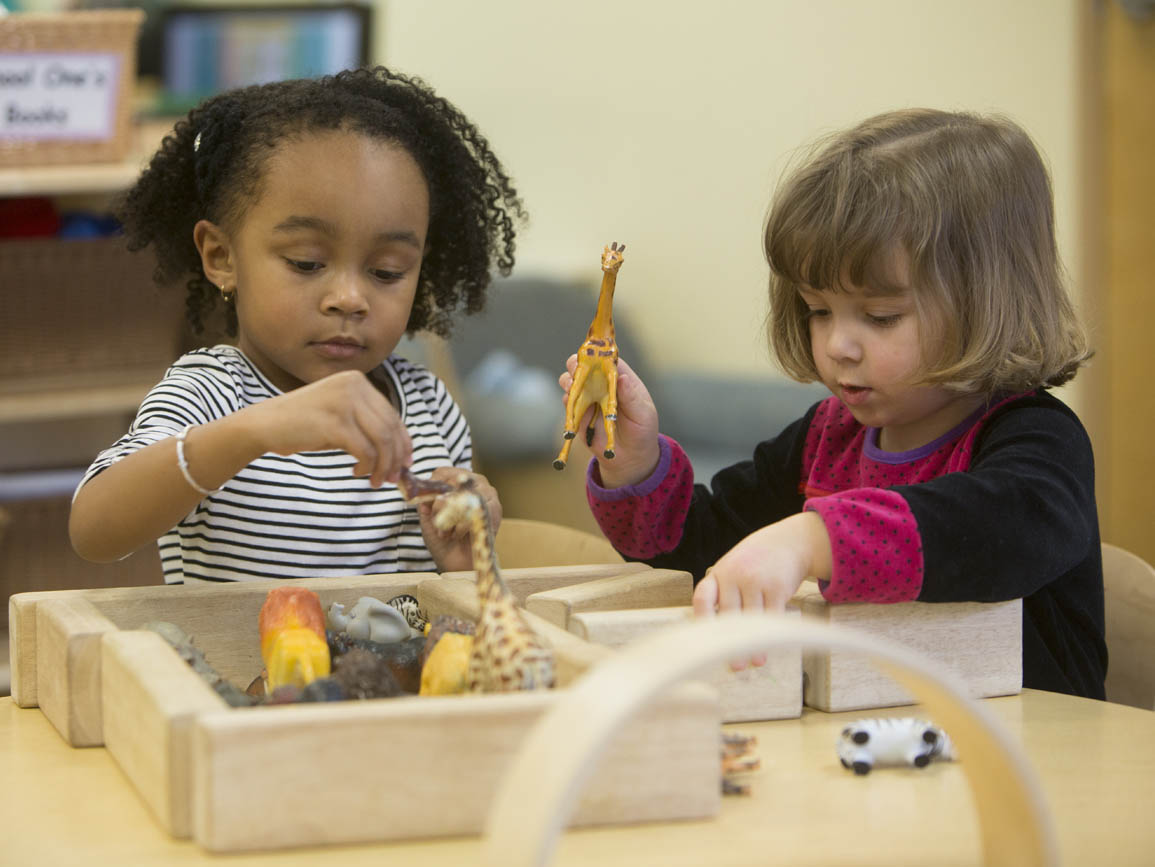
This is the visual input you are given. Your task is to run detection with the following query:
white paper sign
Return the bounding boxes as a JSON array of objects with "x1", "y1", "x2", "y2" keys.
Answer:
[{"x1": 0, "y1": 53, "x2": 121, "y2": 141}]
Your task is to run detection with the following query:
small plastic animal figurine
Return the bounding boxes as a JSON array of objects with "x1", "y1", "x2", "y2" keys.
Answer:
[
  {"x1": 387, "y1": 594, "x2": 429, "y2": 633},
  {"x1": 836, "y1": 717, "x2": 955, "y2": 775},
  {"x1": 554, "y1": 241, "x2": 626, "y2": 470},
  {"x1": 396, "y1": 467, "x2": 556, "y2": 692},
  {"x1": 327, "y1": 596, "x2": 416, "y2": 644},
  {"x1": 330, "y1": 648, "x2": 406, "y2": 700},
  {"x1": 144, "y1": 621, "x2": 255, "y2": 707},
  {"x1": 721, "y1": 732, "x2": 760, "y2": 795},
  {"x1": 259, "y1": 586, "x2": 332, "y2": 691},
  {"x1": 419, "y1": 616, "x2": 476, "y2": 696}
]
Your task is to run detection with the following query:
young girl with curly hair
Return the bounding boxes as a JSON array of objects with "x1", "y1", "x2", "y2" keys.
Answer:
[
  {"x1": 70, "y1": 67, "x2": 524, "y2": 583},
  {"x1": 563, "y1": 109, "x2": 1106, "y2": 698}
]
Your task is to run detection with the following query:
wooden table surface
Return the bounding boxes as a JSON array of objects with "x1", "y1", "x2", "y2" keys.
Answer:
[{"x1": 2, "y1": 689, "x2": 1152, "y2": 866}]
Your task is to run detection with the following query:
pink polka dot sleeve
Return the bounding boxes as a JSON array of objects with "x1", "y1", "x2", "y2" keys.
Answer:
[
  {"x1": 804, "y1": 488, "x2": 924, "y2": 603},
  {"x1": 585, "y1": 435, "x2": 695, "y2": 558}
]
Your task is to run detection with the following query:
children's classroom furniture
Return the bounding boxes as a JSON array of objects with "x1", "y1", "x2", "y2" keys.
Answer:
[
  {"x1": 2, "y1": 687, "x2": 1151, "y2": 865},
  {"x1": 488, "y1": 615, "x2": 1051, "y2": 866},
  {"x1": 495, "y1": 518, "x2": 623, "y2": 568},
  {"x1": 1102, "y1": 542, "x2": 1155, "y2": 711}
]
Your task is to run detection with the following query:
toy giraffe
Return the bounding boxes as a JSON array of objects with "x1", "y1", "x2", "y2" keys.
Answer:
[
  {"x1": 554, "y1": 241, "x2": 625, "y2": 470},
  {"x1": 397, "y1": 468, "x2": 555, "y2": 692}
]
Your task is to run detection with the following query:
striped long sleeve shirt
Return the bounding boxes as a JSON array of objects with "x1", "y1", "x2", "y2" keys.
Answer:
[{"x1": 77, "y1": 345, "x2": 471, "y2": 583}]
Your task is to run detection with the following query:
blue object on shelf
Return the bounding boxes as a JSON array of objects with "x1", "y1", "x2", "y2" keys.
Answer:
[{"x1": 57, "y1": 213, "x2": 123, "y2": 239}]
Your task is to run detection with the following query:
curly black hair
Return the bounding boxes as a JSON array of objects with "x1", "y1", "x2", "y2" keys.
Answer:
[{"x1": 117, "y1": 66, "x2": 525, "y2": 338}]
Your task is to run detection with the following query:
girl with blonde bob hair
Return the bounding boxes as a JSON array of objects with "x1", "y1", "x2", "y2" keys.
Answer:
[
  {"x1": 563, "y1": 108, "x2": 1106, "y2": 699},
  {"x1": 766, "y1": 108, "x2": 1091, "y2": 395}
]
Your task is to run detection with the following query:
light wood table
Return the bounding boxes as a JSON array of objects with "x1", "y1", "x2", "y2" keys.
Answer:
[{"x1": 2, "y1": 690, "x2": 1152, "y2": 865}]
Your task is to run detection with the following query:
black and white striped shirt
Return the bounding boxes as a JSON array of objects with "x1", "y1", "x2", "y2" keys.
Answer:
[{"x1": 78, "y1": 346, "x2": 471, "y2": 583}]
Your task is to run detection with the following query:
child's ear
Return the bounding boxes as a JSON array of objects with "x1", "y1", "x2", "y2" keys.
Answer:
[{"x1": 193, "y1": 219, "x2": 235, "y2": 290}]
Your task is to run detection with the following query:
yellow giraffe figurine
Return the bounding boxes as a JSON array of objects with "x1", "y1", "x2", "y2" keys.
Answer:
[
  {"x1": 397, "y1": 468, "x2": 555, "y2": 692},
  {"x1": 554, "y1": 241, "x2": 625, "y2": 470}
]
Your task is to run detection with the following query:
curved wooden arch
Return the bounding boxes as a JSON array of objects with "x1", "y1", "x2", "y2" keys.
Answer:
[{"x1": 484, "y1": 612, "x2": 1057, "y2": 867}]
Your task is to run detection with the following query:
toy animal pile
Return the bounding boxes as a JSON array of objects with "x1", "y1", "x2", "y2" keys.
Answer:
[{"x1": 150, "y1": 467, "x2": 556, "y2": 706}]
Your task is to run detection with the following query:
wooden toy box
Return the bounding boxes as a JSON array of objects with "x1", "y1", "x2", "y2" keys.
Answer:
[{"x1": 8, "y1": 565, "x2": 720, "y2": 853}]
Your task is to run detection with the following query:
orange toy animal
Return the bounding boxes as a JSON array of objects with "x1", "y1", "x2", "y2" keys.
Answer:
[
  {"x1": 554, "y1": 242, "x2": 625, "y2": 470},
  {"x1": 259, "y1": 586, "x2": 331, "y2": 691}
]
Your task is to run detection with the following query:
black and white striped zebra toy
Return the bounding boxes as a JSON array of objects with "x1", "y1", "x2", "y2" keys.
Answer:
[{"x1": 836, "y1": 717, "x2": 955, "y2": 775}]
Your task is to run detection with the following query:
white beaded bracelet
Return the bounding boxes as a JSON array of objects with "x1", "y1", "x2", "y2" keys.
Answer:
[{"x1": 176, "y1": 424, "x2": 219, "y2": 496}]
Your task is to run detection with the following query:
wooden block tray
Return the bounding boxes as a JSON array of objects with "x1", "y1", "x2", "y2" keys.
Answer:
[{"x1": 8, "y1": 566, "x2": 720, "y2": 852}]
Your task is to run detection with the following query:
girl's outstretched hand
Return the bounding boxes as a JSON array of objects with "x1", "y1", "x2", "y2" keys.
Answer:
[
  {"x1": 242, "y1": 370, "x2": 412, "y2": 487},
  {"x1": 413, "y1": 468, "x2": 502, "y2": 572},
  {"x1": 558, "y1": 354, "x2": 661, "y2": 488},
  {"x1": 692, "y1": 511, "x2": 833, "y2": 670}
]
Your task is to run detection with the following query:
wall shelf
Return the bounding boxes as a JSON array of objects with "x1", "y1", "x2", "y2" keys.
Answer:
[
  {"x1": 0, "y1": 119, "x2": 173, "y2": 198},
  {"x1": 0, "y1": 378, "x2": 154, "y2": 425}
]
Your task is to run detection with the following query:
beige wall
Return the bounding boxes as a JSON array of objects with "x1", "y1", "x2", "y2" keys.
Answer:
[{"x1": 379, "y1": 0, "x2": 1083, "y2": 409}]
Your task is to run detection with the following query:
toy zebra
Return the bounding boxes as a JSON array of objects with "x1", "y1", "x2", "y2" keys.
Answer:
[{"x1": 836, "y1": 717, "x2": 955, "y2": 775}]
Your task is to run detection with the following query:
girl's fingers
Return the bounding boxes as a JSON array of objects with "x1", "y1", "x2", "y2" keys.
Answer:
[
  {"x1": 716, "y1": 578, "x2": 742, "y2": 613},
  {"x1": 739, "y1": 581, "x2": 765, "y2": 613},
  {"x1": 357, "y1": 405, "x2": 411, "y2": 486},
  {"x1": 692, "y1": 573, "x2": 719, "y2": 617},
  {"x1": 712, "y1": 573, "x2": 747, "y2": 670},
  {"x1": 738, "y1": 584, "x2": 766, "y2": 667},
  {"x1": 341, "y1": 422, "x2": 378, "y2": 477}
]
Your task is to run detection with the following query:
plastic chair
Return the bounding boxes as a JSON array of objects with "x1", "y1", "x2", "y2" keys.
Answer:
[
  {"x1": 495, "y1": 518, "x2": 623, "y2": 568},
  {"x1": 1101, "y1": 542, "x2": 1155, "y2": 711}
]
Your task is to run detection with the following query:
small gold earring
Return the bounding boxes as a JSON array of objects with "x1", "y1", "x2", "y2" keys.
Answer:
[{"x1": 220, "y1": 284, "x2": 235, "y2": 303}]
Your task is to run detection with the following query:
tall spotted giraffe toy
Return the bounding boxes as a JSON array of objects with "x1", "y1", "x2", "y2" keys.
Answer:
[
  {"x1": 554, "y1": 242, "x2": 625, "y2": 470},
  {"x1": 397, "y1": 468, "x2": 555, "y2": 692}
]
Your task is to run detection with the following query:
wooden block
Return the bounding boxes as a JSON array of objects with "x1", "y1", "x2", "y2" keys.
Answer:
[
  {"x1": 441, "y1": 561, "x2": 650, "y2": 607},
  {"x1": 36, "y1": 596, "x2": 117, "y2": 746},
  {"x1": 799, "y1": 591, "x2": 1023, "y2": 712},
  {"x1": 14, "y1": 573, "x2": 436, "y2": 746},
  {"x1": 9, "y1": 589, "x2": 75, "y2": 707},
  {"x1": 416, "y1": 575, "x2": 481, "y2": 621},
  {"x1": 101, "y1": 630, "x2": 225, "y2": 837},
  {"x1": 9, "y1": 587, "x2": 138, "y2": 707},
  {"x1": 571, "y1": 606, "x2": 802, "y2": 722},
  {"x1": 524, "y1": 569, "x2": 692, "y2": 630},
  {"x1": 191, "y1": 682, "x2": 719, "y2": 853}
]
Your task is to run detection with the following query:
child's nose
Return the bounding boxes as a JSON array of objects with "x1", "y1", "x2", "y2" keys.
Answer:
[
  {"x1": 823, "y1": 319, "x2": 862, "y2": 362},
  {"x1": 323, "y1": 279, "x2": 369, "y2": 316}
]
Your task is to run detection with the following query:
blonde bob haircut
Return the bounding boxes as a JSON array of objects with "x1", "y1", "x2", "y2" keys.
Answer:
[{"x1": 765, "y1": 108, "x2": 1091, "y2": 395}]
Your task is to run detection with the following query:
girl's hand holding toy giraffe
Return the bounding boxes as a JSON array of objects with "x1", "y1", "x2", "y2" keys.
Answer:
[{"x1": 559, "y1": 109, "x2": 1106, "y2": 697}]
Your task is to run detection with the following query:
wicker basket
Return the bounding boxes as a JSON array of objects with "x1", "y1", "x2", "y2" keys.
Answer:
[
  {"x1": 0, "y1": 235, "x2": 186, "y2": 387},
  {"x1": 0, "y1": 496, "x2": 162, "y2": 632},
  {"x1": 0, "y1": 9, "x2": 144, "y2": 167}
]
